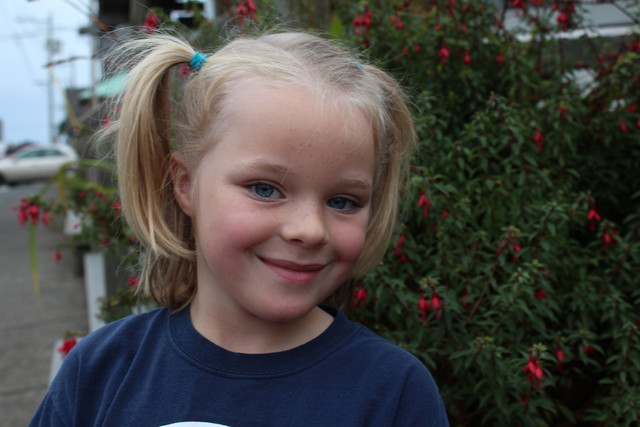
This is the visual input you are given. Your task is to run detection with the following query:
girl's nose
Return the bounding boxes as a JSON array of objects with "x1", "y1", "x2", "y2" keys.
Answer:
[{"x1": 281, "y1": 202, "x2": 329, "y2": 247}]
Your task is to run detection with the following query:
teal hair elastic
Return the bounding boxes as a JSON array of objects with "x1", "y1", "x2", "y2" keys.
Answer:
[{"x1": 188, "y1": 51, "x2": 208, "y2": 72}]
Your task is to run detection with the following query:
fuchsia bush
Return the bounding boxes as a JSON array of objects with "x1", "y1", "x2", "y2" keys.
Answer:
[{"x1": 332, "y1": 1, "x2": 640, "y2": 424}]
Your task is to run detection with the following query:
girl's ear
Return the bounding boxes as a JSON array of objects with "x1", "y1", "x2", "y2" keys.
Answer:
[{"x1": 170, "y1": 153, "x2": 194, "y2": 217}]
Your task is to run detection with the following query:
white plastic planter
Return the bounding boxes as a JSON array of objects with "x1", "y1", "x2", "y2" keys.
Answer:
[{"x1": 83, "y1": 251, "x2": 106, "y2": 332}]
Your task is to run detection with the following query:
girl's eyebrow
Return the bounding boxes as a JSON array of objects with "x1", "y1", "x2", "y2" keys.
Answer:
[
  {"x1": 236, "y1": 159, "x2": 294, "y2": 185},
  {"x1": 339, "y1": 177, "x2": 373, "y2": 193},
  {"x1": 240, "y1": 159, "x2": 293, "y2": 175},
  {"x1": 239, "y1": 159, "x2": 373, "y2": 192}
]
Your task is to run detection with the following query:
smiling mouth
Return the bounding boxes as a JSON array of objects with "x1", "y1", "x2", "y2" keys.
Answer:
[{"x1": 258, "y1": 257, "x2": 327, "y2": 284}]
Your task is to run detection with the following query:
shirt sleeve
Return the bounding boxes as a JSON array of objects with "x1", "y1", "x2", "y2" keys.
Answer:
[
  {"x1": 29, "y1": 350, "x2": 80, "y2": 427},
  {"x1": 392, "y1": 361, "x2": 449, "y2": 426}
]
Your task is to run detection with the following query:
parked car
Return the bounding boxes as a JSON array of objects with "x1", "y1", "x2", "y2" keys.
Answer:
[{"x1": 0, "y1": 144, "x2": 78, "y2": 185}]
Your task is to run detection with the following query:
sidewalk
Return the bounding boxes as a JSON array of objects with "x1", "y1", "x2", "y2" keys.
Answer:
[{"x1": 0, "y1": 183, "x2": 87, "y2": 427}]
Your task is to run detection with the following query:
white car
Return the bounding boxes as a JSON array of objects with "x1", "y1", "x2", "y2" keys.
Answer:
[{"x1": 0, "y1": 144, "x2": 78, "y2": 185}]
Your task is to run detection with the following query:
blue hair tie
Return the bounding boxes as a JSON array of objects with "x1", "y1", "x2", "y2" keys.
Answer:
[
  {"x1": 353, "y1": 61, "x2": 365, "y2": 70},
  {"x1": 188, "y1": 51, "x2": 208, "y2": 72}
]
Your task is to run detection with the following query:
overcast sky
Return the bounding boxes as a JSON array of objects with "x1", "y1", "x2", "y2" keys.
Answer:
[{"x1": 0, "y1": 0, "x2": 93, "y2": 145}]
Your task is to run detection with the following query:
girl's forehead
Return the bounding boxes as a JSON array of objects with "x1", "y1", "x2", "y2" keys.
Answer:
[
  {"x1": 223, "y1": 75, "x2": 361, "y2": 117},
  {"x1": 203, "y1": 78, "x2": 376, "y2": 176}
]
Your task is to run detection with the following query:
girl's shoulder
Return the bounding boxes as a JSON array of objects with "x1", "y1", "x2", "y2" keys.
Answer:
[
  {"x1": 342, "y1": 317, "x2": 426, "y2": 367},
  {"x1": 328, "y1": 308, "x2": 436, "y2": 380},
  {"x1": 62, "y1": 307, "x2": 170, "y2": 371},
  {"x1": 327, "y1": 310, "x2": 449, "y2": 425}
]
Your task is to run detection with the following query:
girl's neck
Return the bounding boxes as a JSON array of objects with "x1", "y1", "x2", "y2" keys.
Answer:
[{"x1": 189, "y1": 296, "x2": 334, "y2": 354}]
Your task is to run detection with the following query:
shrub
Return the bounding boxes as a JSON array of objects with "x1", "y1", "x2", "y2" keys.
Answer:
[{"x1": 334, "y1": 1, "x2": 640, "y2": 425}]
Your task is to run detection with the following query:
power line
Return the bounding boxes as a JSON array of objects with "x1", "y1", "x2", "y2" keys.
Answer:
[{"x1": 0, "y1": 27, "x2": 78, "y2": 43}]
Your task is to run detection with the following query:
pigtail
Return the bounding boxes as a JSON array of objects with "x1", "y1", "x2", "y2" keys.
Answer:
[
  {"x1": 356, "y1": 67, "x2": 416, "y2": 278},
  {"x1": 113, "y1": 35, "x2": 199, "y2": 309}
]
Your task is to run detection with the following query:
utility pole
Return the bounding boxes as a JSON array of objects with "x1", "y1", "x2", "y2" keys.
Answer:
[{"x1": 45, "y1": 14, "x2": 61, "y2": 144}]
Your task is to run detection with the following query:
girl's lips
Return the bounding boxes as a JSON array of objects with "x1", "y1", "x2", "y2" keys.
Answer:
[{"x1": 258, "y1": 257, "x2": 327, "y2": 284}]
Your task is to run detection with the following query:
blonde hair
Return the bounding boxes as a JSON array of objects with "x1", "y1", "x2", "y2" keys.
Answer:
[{"x1": 108, "y1": 31, "x2": 416, "y2": 310}]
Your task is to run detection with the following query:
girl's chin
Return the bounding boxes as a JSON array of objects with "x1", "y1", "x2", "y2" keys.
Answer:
[{"x1": 254, "y1": 304, "x2": 316, "y2": 323}]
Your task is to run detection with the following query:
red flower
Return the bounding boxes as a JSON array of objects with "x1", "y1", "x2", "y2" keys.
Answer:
[
  {"x1": 236, "y1": 2, "x2": 248, "y2": 17},
  {"x1": 463, "y1": 51, "x2": 471, "y2": 66},
  {"x1": 28, "y1": 204, "x2": 40, "y2": 224},
  {"x1": 603, "y1": 224, "x2": 614, "y2": 252},
  {"x1": 441, "y1": 211, "x2": 449, "y2": 219},
  {"x1": 584, "y1": 345, "x2": 595, "y2": 355},
  {"x1": 41, "y1": 210, "x2": 50, "y2": 226},
  {"x1": 142, "y1": 12, "x2": 158, "y2": 34},
  {"x1": 518, "y1": 393, "x2": 529, "y2": 408},
  {"x1": 418, "y1": 291, "x2": 430, "y2": 320},
  {"x1": 236, "y1": 0, "x2": 257, "y2": 20},
  {"x1": 178, "y1": 64, "x2": 192, "y2": 78},
  {"x1": 495, "y1": 52, "x2": 505, "y2": 64},
  {"x1": 438, "y1": 44, "x2": 450, "y2": 64},
  {"x1": 53, "y1": 250, "x2": 62, "y2": 264},
  {"x1": 557, "y1": 10, "x2": 570, "y2": 30},
  {"x1": 558, "y1": 105, "x2": 567, "y2": 119},
  {"x1": 534, "y1": 289, "x2": 547, "y2": 300},
  {"x1": 494, "y1": 16, "x2": 504, "y2": 29},
  {"x1": 523, "y1": 354, "x2": 545, "y2": 389},
  {"x1": 17, "y1": 209, "x2": 28, "y2": 225},
  {"x1": 393, "y1": 234, "x2": 409, "y2": 263},
  {"x1": 57, "y1": 337, "x2": 77, "y2": 358},
  {"x1": 353, "y1": 7, "x2": 373, "y2": 33},
  {"x1": 351, "y1": 284, "x2": 368, "y2": 310},
  {"x1": 113, "y1": 201, "x2": 122, "y2": 219},
  {"x1": 620, "y1": 119, "x2": 628, "y2": 133},
  {"x1": 461, "y1": 289, "x2": 470, "y2": 308},
  {"x1": 126, "y1": 274, "x2": 140, "y2": 287},
  {"x1": 556, "y1": 345, "x2": 565, "y2": 373},
  {"x1": 418, "y1": 191, "x2": 431, "y2": 218},
  {"x1": 393, "y1": 234, "x2": 405, "y2": 257},
  {"x1": 413, "y1": 43, "x2": 421, "y2": 53},
  {"x1": 431, "y1": 291, "x2": 442, "y2": 319},
  {"x1": 14, "y1": 198, "x2": 30, "y2": 225},
  {"x1": 533, "y1": 128, "x2": 544, "y2": 152},
  {"x1": 511, "y1": 0, "x2": 526, "y2": 10},
  {"x1": 14, "y1": 199, "x2": 44, "y2": 226},
  {"x1": 586, "y1": 205, "x2": 601, "y2": 231},
  {"x1": 363, "y1": 9, "x2": 372, "y2": 27}
]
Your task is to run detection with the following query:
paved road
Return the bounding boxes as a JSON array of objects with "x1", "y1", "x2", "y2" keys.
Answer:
[{"x1": 0, "y1": 183, "x2": 87, "y2": 426}]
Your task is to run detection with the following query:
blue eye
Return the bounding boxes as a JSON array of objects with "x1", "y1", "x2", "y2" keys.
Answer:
[
  {"x1": 251, "y1": 183, "x2": 280, "y2": 199},
  {"x1": 327, "y1": 197, "x2": 356, "y2": 211}
]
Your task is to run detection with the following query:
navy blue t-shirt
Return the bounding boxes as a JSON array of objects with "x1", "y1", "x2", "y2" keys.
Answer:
[{"x1": 30, "y1": 306, "x2": 448, "y2": 426}]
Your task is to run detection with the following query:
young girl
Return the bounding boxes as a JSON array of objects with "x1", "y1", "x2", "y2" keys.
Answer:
[{"x1": 31, "y1": 31, "x2": 448, "y2": 426}]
